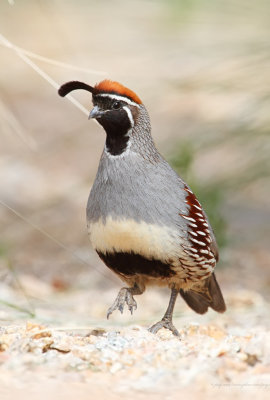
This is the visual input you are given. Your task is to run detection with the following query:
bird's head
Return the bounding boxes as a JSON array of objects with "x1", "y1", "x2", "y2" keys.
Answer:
[{"x1": 58, "y1": 79, "x2": 149, "y2": 156}]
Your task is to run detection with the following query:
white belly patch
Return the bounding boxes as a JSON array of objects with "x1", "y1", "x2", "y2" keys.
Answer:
[{"x1": 87, "y1": 216, "x2": 184, "y2": 262}]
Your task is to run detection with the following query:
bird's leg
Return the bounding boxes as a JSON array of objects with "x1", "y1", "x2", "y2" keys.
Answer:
[
  {"x1": 149, "y1": 288, "x2": 180, "y2": 336},
  {"x1": 107, "y1": 283, "x2": 144, "y2": 319}
]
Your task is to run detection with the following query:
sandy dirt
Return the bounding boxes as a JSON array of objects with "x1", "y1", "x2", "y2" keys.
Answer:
[{"x1": 1, "y1": 258, "x2": 270, "y2": 400}]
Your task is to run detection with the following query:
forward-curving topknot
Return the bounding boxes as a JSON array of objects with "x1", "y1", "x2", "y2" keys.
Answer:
[
  {"x1": 58, "y1": 81, "x2": 96, "y2": 97},
  {"x1": 94, "y1": 80, "x2": 142, "y2": 104}
]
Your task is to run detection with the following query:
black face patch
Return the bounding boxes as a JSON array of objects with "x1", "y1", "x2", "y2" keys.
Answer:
[
  {"x1": 97, "y1": 251, "x2": 176, "y2": 278},
  {"x1": 92, "y1": 96, "x2": 132, "y2": 156}
]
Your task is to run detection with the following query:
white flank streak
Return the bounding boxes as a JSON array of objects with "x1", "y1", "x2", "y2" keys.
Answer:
[
  {"x1": 198, "y1": 261, "x2": 209, "y2": 266},
  {"x1": 197, "y1": 230, "x2": 206, "y2": 236},
  {"x1": 192, "y1": 254, "x2": 200, "y2": 259},
  {"x1": 195, "y1": 257, "x2": 205, "y2": 262},
  {"x1": 182, "y1": 215, "x2": 196, "y2": 222},
  {"x1": 88, "y1": 216, "x2": 182, "y2": 261},
  {"x1": 190, "y1": 231, "x2": 198, "y2": 237},
  {"x1": 123, "y1": 106, "x2": 134, "y2": 127},
  {"x1": 200, "y1": 249, "x2": 210, "y2": 254},
  {"x1": 190, "y1": 237, "x2": 206, "y2": 246},
  {"x1": 96, "y1": 93, "x2": 140, "y2": 107},
  {"x1": 196, "y1": 212, "x2": 204, "y2": 218},
  {"x1": 189, "y1": 222, "x2": 197, "y2": 228},
  {"x1": 193, "y1": 204, "x2": 201, "y2": 210}
]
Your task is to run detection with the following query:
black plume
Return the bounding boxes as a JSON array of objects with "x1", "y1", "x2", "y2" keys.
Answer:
[{"x1": 58, "y1": 81, "x2": 96, "y2": 97}]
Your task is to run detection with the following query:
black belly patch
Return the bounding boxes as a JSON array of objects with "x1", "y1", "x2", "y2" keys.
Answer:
[{"x1": 97, "y1": 251, "x2": 176, "y2": 278}]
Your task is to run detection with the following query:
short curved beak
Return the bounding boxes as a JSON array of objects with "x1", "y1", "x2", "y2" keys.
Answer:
[{"x1": 88, "y1": 106, "x2": 104, "y2": 120}]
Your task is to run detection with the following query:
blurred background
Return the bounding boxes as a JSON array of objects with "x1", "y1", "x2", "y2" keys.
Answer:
[{"x1": 0, "y1": 0, "x2": 269, "y2": 326}]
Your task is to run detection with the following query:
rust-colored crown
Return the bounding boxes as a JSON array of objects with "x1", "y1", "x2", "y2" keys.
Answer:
[
  {"x1": 95, "y1": 80, "x2": 142, "y2": 104},
  {"x1": 58, "y1": 79, "x2": 142, "y2": 105}
]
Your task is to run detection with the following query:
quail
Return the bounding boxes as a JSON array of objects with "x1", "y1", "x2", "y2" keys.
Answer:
[{"x1": 58, "y1": 79, "x2": 226, "y2": 336}]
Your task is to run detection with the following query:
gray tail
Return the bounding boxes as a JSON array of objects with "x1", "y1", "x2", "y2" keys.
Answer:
[{"x1": 179, "y1": 273, "x2": 226, "y2": 314}]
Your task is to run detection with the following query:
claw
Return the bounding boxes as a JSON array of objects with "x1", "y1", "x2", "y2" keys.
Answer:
[
  {"x1": 107, "y1": 288, "x2": 137, "y2": 319},
  {"x1": 149, "y1": 318, "x2": 180, "y2": 337}
]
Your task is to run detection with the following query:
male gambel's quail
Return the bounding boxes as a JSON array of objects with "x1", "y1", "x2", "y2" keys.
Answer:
[{"x1": 58, "y1": 79, "x2": 226, "y2": 336}]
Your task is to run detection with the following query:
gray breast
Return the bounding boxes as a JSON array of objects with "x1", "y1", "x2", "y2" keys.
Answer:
[{"x1": 86, "y1": 150, "x2": 189, "y2": 233}]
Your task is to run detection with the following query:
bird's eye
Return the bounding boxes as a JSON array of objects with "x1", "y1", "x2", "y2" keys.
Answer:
[{"x1": 112, "y1": 101, "x2": 121, "y2": 110}]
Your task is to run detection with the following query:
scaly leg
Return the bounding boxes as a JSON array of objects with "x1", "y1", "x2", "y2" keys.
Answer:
[
  {"x1": 107, "y1": 283, "x2": 144, "y2": 319},
  {"x1": 149, "y1": 288, "x2": 180, "y2": 336}
]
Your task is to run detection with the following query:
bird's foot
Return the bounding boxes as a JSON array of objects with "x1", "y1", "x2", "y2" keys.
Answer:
[
  {"x1": 107, "y1": 287, "x2": 137, "y2": 319},
  {"x1": 149, "y1": 318, "x2": 180, "y2": 337}
]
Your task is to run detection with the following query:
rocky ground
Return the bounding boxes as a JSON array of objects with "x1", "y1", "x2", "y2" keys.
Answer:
[{"x1": 0, "y1": 266, "x2": 270, "y2": 400}]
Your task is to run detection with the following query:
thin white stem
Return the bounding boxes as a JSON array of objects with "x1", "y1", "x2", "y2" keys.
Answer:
[
  {"x1": 0, "y1": 32, "x2": 90, "y2": 117},
  {"x1": 0, "y1": 33, "x2": 109, "y2": 282},
  {"x1": 0, "y1": 98, "x2": 37, "y2": 150},
  {"x1": 0, "y1": 198, "x2": 117, "y2": 284},
  {"x1": 0, "y1": 41, "x2": 106, "y2": 75}
]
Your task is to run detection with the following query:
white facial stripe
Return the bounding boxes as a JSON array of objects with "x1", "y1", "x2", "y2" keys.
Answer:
[
  {"x1": 123, "y1": 106, "x2": 134, "y2": 127},
  {"x1": 96, "y1": 93, "x2": 140, "y2": 107}
]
